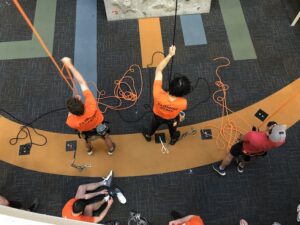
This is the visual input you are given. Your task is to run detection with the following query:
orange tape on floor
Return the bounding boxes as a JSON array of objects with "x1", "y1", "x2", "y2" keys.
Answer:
[
  {"x1": 0, "y1": 78, "x2": 299, "y2": 177},
  {"x1": 138, "y1": 18, "x2": 164, "y2": 68}
]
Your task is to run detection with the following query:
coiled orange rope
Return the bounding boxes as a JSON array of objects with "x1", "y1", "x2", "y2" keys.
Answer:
[
  {"x1": 13, "y1": 0, "x2": 143, "y2": 114},
  {"x1": 206, "y1": 57, "x2": 252, "y2": 151}
]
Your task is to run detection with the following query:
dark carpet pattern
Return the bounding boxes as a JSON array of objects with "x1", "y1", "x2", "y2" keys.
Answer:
[
  {"x1": 0, "y1": 0, "x2": 299, "y2": 134},
  {"x1": 1, "y1": 122, "x2": 300, "y2": 225},
  {"x1": 0, "y1": 0, "x2": 300, "y2": 224}
]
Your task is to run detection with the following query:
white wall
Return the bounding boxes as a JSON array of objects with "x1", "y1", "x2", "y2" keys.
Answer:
[
  {"x1": 104, "y1": 0, "x2": 212, "y2": 21},
  {"x1": 0, "y1": 205, "x2": 102, "y2": 225}
]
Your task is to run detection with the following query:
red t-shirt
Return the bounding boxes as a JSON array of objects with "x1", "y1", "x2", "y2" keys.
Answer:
[
  {"x1": 183, "y1": 216, "x2": 204, "y2": 225},
  {"x1": 62, "y1": 198, "x2": 94, "y2": 223},
  {"x1": 242, "y1": 131, "x2": 284, "y2": 154},
  {"x1": 66, "y1": 90, "x2": 104, "y2": 131},
  {"x1": 153, "y1": 80, "x2": 187, "y2": 120}
]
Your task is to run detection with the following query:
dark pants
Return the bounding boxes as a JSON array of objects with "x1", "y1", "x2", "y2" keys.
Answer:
[
  {"x1": 149, "y1": 114, "x2": 179, "y2": 140},
  {"x1": 230, "y1": 141, "x2": 251, "y2": 162},
  {"x1": 9, "y1": 201, "x2": 22, "y2": 209}
]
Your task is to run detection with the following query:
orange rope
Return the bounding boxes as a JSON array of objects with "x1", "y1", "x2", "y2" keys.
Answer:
[
  {"x1": 13, "y1": 0, "x2": 144, "y2": 113},
  {"x1": 92, "y1": 64, "x2": 143, "y2": 113},
  {"x1": 258, "y1": 80, "x2": 300, "y2": 129},
  {"x1": 205, "y1": 57, "x2": 252, "y2": 151},
  {"x1": 13, "y1": 0, "x2": 73, "y2": 91}
]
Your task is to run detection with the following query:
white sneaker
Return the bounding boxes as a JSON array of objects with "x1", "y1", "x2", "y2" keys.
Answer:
[
  {"x1": 102, "y1": 170, "x2": 113, "y2": 186},
  {"x1": 114, "y1": 187, "x2": 126, "y2": 204},
  {"x1": 272, "y1": 222, "x2": 281, "y2": 225},
  {"x1": 87, "y1": 147, "x2": 93, "y2": 156},
  {"x1": 103, "y1": 195, "x2": 110, "y2": 202}
]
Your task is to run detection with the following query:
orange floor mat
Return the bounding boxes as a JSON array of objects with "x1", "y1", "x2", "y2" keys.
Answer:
[{"x1": 138, "y1": 18, "x2": 164, "y2": 68}]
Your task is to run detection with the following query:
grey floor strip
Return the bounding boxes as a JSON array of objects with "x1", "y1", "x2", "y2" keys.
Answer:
[
  {"x1": 74, "y1": 0, "x2": 97, "y2": 97},
  {"x1": 219, "y1": 0, "x2": 257, "y2": 60},
  {"x1": 180, "y1": 14, "x2": 207, "y2": 46},
  {"x1": 0, "y1": 0, "x2": 56, "y2": 60}
]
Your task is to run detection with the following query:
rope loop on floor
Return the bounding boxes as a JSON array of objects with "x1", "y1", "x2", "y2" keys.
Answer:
[{"x1": 203, "y1": 57, "x2": 252, "y2": 151}]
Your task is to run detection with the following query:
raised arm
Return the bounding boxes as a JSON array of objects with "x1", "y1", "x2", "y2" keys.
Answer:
[
  {"x1": 94, "y1": 198, "x2": 114, "y2": 223},
  {"x1": 155, "y1": 45, "x2": 176, "y2": 81},
  {"x1": 61, "y1": 57, "x2": 89, "y2": 91}
]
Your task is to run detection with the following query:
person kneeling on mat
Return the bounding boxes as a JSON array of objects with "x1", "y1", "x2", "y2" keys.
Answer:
[
  {"x1": 142, "y1": 45, "x2": 191, "y2": 145},
  {"x1": 62, "y1": 170, "x2": 126, "y2": 224},
  {"x1": 213, "y1": 121, "x2": 286, "y2": 176},
  {"x1": 62, "y1": 57, "x2": 115, "y2": 156}
]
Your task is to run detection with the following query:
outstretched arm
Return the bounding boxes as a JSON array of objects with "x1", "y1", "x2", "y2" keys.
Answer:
[
  {"x1": 61, "y1": 57, "x2": 89, "y2": 91},
  {"x1": 94, "y1": 198, "x2": 113, "y2": 223},
  {"x1": 75, "y1": 182, "x2": 108, "y2": 199},
  {"x1": 155, "y1": 45, "x2": 176, "y2": 81}
]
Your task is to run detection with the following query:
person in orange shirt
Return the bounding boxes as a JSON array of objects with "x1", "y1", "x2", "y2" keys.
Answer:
[
  {"x1": 62, "y1": 170, "x2": 125, "y2": 224},
  {"x1": 169, "y1": 211, "x2": 204, "y2": 225},
  {"x1": 142, "y1": 45, "x2": 191, "y2": 145},
  {"x1": 61, "y1": 57, "x2": 115, "y2": 156}
]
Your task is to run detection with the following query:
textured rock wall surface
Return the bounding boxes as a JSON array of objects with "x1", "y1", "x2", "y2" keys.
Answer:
[{"x1": 104, "y1": 0, "x2": 212, "y2": 21}]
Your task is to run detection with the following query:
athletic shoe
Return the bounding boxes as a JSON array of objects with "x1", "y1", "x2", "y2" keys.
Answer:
[
  {"x1": 237, "y1": 163, "x2": 244, "y2": 173},
  {"x1": 108, "y1": 143, "x2": 116, "y2": 156},
  {"x1": 297, "y1": 204, "x2": 300, "y2": 222},
  {"x1": 142, "y1": 131, "x2": 151, "y2": 142},
  {"x1": 28, "y1": 198, "x2": 39, "y2": 212},
  {"x1": 103, "y1": 195, "x2": 110, "y2": 202},
  {"x1": 169, "y1": 131, "x2": 181, "y2": 145},
  {"x1": 114, "y1": 187, "x2": 126, "y2": 204},
  {"x1": 212, "y1": 164, "x2": 226, "y2": 176},
  {"x1": 87, "y1": 147, "x2": 93, "y2": 156},
  {"x1": 272, "y1": 222, "x2": 281, "y2": 225},
  {"x1": 102, "y1": 170, "x2": 113, "y2": 186}
]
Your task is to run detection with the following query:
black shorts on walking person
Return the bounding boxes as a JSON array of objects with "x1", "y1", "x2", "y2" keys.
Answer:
[{"x1": 230, "y1": 141, "x2": 251, "y2": 162}]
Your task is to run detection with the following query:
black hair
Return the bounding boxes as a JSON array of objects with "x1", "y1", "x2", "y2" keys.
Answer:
[
  {"x1": 67, "y1": 97, "x2": 84, "y2": 116},
  {"x1": 267, "y1": 121, "x2": 277, "y2": 135},
  {"x1": 72, "y1": 199, "x2": 88, "y2": 214},
  {"x1": 267, "y1": 121, "x2": 277, "y2": 128},
  {"x1": 169, "y1": 76, "x2": 191, "y2": 97}
]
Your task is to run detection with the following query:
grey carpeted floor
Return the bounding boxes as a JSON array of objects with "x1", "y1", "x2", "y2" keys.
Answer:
[
  {"x1": 0, "y1": 0, "x2": 300, "y2": 224},
  {"x1": 1, "y1": 122, "x2": 300, "y2": 225},
  {"x1": 0, "y1": 0, "x2": 299, "y2": 134}
]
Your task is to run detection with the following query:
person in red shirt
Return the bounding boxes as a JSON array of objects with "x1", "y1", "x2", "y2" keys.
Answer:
[
  {"x1": 61, "y1": 57, "x2": 115, "y2": 156},
  {"x1": 169, "y1": 211, "x2": 204, "y2": 225},
  {"x1": 213, "y1": 121, "x2": 287, "y2": 176},
  {"x1": 142, "y1": 46, "x2": 191, "y2": 145},
  {"x1": 62, "y1": 170, "x2": 125, "y2": 224}
]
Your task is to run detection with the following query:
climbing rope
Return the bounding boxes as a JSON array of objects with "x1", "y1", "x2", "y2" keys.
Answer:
[
  {"x1": 13, "y1": 0, "x2": 144, "y2": 114},
  {"x1": 168, "y1": 0, "x2": 179, "y2": 83},
  {"x1": 204, "y1": 57, "x2": 252, "y2": 151}
]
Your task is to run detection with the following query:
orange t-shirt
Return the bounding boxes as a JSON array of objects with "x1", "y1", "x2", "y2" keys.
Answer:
[
  {"x1": 184, "y1": 216, "x2": 204, "y2": 225},
  {"x1": 153, "y1": 80, "x2": 187, "y2": 120},
  {"x1": 66, "y1": 90, "x2": 104, "y2": 131},
  {"x1": 62, "y1": 198, "x2": 94, "y2": 223}
]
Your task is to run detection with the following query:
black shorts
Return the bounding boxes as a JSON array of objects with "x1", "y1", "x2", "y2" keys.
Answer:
[
  {"x1": 80, "y1": 124, "x2": 110, "y2": 142},
  {"x1": 229, "y1": 141, "x2": 251, "y2": 162}
]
